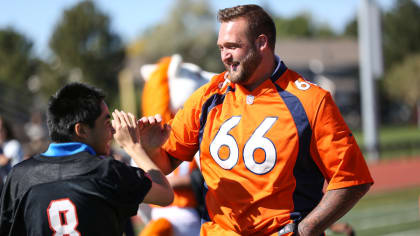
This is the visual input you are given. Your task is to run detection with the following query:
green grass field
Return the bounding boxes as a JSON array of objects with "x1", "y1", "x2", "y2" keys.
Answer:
[
  {"x1": 353, "y1": 125, "x2": 420, "y2": 159},
  {"x1": 329, "y1": 187, "x2": 420, "y2": 236}
]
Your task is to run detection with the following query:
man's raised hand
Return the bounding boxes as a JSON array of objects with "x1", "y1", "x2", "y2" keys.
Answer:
[{"x1": 137, "y1": 114, "x2": 171, "y2": 152}]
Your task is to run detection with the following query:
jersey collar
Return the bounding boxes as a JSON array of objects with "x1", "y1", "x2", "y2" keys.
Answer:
[
  {"x1": 270, "y1": 55, "x2": 288, "y2": 82},
  {"x1": 42, "y1": 142, "x2": 96, "y2": 157}
]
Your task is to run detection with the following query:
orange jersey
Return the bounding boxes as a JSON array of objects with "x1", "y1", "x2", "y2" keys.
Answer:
[
  {"x1": 168, "y1": 161, "x2": 198, "y2": 208},
  {"x1": 163, "y1": 58, "x2": 373, "y2": 235}
]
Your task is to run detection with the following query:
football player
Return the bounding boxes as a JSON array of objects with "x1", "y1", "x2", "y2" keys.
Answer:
[{"x1": 137, "y1": 4, "x2": 373, "y2": 236}]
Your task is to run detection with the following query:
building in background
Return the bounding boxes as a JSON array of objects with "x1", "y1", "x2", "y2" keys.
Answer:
[{"x1": 276, "y1": 38, "x2": 361, "y2": 129}]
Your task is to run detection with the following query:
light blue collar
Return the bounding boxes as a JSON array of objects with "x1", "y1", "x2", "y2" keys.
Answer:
[{"x1": 42, "y1": 142, "x2": 96, "y2": 157}]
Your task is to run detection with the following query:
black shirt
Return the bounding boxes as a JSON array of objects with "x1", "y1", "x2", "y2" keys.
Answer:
[{"x1": 0, "y1": 151, "x2": 152, "y2": 236}]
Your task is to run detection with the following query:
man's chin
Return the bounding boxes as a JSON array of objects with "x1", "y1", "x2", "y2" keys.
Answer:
[{"x1": 227, "y1": 73, "x2": 244, "y2": 84}]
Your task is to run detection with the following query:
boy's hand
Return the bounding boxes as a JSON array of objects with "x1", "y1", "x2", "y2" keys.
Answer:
[{"x1": 112, "y1": 109, "x2": 140, "y2": 149}]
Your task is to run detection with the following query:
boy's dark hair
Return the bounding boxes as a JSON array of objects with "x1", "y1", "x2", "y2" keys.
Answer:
[
  {"x1": 47, "y1": 82, "x2": 105, "y2": 142},
  {"x1": 217, "y1": 4, "x2": 276, "y2": 51}
]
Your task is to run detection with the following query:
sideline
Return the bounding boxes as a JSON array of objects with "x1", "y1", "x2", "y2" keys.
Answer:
[{"x1": 367, "y1": 157, "x2": 420, "y2": 193}]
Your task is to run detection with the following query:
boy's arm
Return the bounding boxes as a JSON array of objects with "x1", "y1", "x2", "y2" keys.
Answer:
[{"x1": 112, "y1": 110, "x2": 174, "y2": 206}]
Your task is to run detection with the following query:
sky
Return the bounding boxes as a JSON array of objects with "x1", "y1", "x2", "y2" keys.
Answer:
[{"x1": 0, "y1": 0, "x2": 416, "y2": 57}]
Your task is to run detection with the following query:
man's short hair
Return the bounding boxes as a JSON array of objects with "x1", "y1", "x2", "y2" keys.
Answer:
[
  {"x1": 47, "y1": 82, "x2": 105, "y2": 142},
  {"x1": 217, "y1": 4, "x2": 276, "y2": 51}
]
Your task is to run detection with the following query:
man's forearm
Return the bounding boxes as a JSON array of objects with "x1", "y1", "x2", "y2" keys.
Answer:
[
  {"x1": 297, "y1": 183, "x2": 371, "y2": 235},
  {"x1": 146, "y1": 148, "x2": 182, "y2": 175}
]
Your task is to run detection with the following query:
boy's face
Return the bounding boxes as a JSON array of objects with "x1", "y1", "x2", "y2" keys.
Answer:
[{"x1": 85, "y1": 101, "x2": 113, "y2": 156}]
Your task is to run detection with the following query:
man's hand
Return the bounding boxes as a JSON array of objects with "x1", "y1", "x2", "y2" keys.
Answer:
[
  {"x1": 137, "y1": 114, "x2": 171, "y2": 153},
  {"x1": 112, "y1": 110, "x2": 174, "y2": 206}
]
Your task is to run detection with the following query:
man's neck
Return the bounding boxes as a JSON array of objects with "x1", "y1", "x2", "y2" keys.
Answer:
[{"x1": 242, "y1": 55, "x2": 276, "y2": 91}]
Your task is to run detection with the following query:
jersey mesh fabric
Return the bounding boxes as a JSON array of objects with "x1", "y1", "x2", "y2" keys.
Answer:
[{"x1": 163, "y1": 59, "x2": 373, "y2": 235}]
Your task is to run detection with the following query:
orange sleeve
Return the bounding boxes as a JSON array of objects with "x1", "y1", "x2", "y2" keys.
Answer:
[{"x1": 310, "y1": 93, "x2": 374, "y2": 190}]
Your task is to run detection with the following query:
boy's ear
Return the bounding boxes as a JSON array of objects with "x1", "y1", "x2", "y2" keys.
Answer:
[{"x1": 74, "y1": 123, "x2": 90, "y2": 139}]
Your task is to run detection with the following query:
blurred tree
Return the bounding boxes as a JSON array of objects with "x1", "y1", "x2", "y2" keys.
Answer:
[
  {"x1": 274, "y1": 13, "x2": 312, "y2": 38},
  {"x1": 131, "y1": 1, "x2": 337, "y2": 73},
  {"x1": 343, "y1": 18, "x2": 357, "y2": 38},
  {"x1": 36, "y1": 58, "x2": 69, "y2": 102},
  {"x1": 342, "y1": 0, "x2": 420, "y2": 68},
  {"x1": 341, "y1": 0, "x2": 420, "y2": 125},
  {"x1": 40, "y1": 0, "x2": 125, "y2": 106},
  {"x1": 382, "y1": 0, "x2": 420, "y2": 69},
  {"x1": 274, "y1": 13, "x2": 335, "y2": 39},
  {"x1": 0, "y1": 28, "x2": 38, "y2": 120},
  {"x1": 0, "y1": 28, "x2": 37, "y2": 86},
  {"x1": 384, "y1": 54, "x2": 420, "y2": 127},
  {"x1": 130, "y1": 0, "x2": 222, "y2": 72},
  {"x1": 314, "y1": 23, "x2": 336, "y2": 38}
]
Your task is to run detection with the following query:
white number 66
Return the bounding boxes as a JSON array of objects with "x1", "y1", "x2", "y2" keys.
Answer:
[{"x1": 209, "y1": 116, "x2": 277, "y2": 175}]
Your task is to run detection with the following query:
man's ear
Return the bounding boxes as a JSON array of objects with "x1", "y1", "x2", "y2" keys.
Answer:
[
  {"x1": 74, "y1": 123, "x2": 90, "y2": 139},
  {"x1": 255, "y1": 34, "x2": 268, "y2": 51}
]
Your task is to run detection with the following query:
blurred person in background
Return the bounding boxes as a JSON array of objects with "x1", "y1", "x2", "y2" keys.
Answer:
[
  {"x1": 328, "y1": 222, "x2": 355, "y2": 236},
  {"x1": 138, "y1": 54, "x2": 214, "y2": 236},
  {"x1": 24, "y1": 111, "x2": 48, "y2": 157},
  {"x1": 0, "y1": 116, "x2": 24, "y2": 192}
]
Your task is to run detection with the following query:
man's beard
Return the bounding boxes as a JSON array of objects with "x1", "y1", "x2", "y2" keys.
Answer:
[{"x1": 226, "y1": 46, "x2": 262, "y2": 84}]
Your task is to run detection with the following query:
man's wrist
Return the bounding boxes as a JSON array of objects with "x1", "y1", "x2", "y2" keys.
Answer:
[
  {"x1": 295, "y1": 220, "x2": 319, "y2": 236},
  {"x1": 295, "y1": 223, "x2": 302, "y2": 236},
  {"x1": 144, "y1": 147, "x2": 162, "y2": 159}
]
